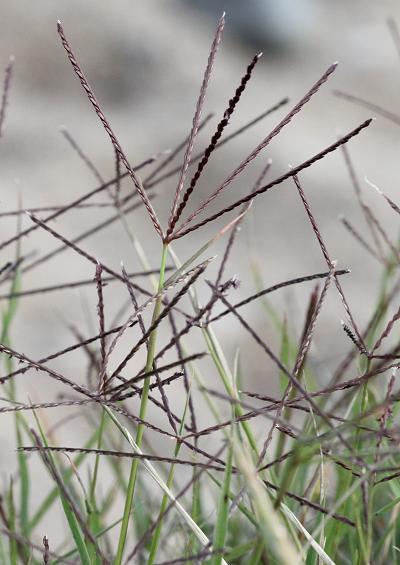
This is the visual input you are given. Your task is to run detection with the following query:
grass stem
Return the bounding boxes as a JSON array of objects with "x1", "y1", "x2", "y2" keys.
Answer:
[{"x1": 115, "y1": 242, "x2": 168, "y2": 565}]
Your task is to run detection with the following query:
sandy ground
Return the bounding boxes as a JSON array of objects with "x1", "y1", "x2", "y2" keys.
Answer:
[{"x1": 1, "y1": 0, "x2": 400, "y2": 547}]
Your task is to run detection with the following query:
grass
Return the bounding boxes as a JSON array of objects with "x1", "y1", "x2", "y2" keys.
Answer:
[{"x1": 0, "y1": 12, "x2": 400, "y2": 565}]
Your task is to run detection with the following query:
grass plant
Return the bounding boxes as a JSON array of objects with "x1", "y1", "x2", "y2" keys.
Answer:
[{"x1": 1, "y1": 12, "x2": 400, "y2": 565}]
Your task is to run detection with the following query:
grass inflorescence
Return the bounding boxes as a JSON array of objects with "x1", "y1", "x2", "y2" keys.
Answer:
[{"x1": 1, "y1": 12, "x2": 400, "y2": 565}]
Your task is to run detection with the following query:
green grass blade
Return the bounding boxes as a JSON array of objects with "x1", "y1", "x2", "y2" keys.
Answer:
[
  {"x1": 7, "y1": 479, "x2": 17, "y2": 565},
  {"x1": 28, "y1": 426, "x2": 101, "y2": 533},
  {"x1": 147, "y1": 389, "x2": 191, "y2": 564},
  {"x1": 225, "y1": 539, "x2": 259, "y2": 561},
  {"x1": 32, "y1": 411, "x2": 92, "y2": 565},
  {"x1": 211, "y1": 442, "x2": 233, "y2": 565},
  {"x1": 16, "y1": 420, "x2": 30, "y2": 547}
]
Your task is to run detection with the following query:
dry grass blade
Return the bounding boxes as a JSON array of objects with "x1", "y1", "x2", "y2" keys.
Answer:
[
  {"x1": 168, "y1": 13, "x2": 225, "y2": 232},
  {"x1": 174, "y1": 63, "x2": 338, "y2": 236},
  {"x1": 232, "y1": 440, "x2": 302, "y2": 565},
  {"x1": 173, "y1": 118, "x2": 372, "y2": 239},
  {"x1": 57, "y1": 21, "x2": 163, "y2": 237}
]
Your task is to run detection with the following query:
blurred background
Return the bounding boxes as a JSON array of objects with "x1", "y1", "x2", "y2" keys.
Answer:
[{"x1": 1, "y1": 0, "x2": 400, "y2": 545}]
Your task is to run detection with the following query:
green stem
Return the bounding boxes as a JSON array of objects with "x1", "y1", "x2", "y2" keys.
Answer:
[
  {"x1": 202, "y1": 326, "x2": 259, "y2": 456},
  {"x1": 114, "y1": 242, "x2": 168, "y2": 565},
  {"x1": 147, "y1": 382, "x2": 190, "y2": 564},
  {"x1": 90, "y1": 409, "x2": 107, "y2": 505},
  {"x1": 211, "y1": 444, "x2": 233, "y2": 565},
  {"x1": 88, "y1": 409, "x2": 107, "y2": 564},
  {"x1": 147, "y1": 460, "x2": 177, "y2": 565}
]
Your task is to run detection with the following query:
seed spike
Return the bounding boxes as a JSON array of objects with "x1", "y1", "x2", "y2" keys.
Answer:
[
  {"x1": 174, "y1": 62, "x2": 339, "y2": 236},
  {"x1": 167, "y1": 13, "x2": 225, "y2": 232},
  {"x1": 57, "y1": 20, "x2": 163, "y2": 238}
]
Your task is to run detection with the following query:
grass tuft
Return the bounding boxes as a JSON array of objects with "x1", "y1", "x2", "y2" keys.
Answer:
[{"x1": 1, "y1": 12, "x2": 400, "y2": 565}]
